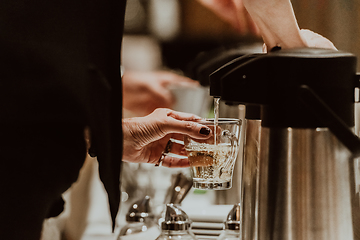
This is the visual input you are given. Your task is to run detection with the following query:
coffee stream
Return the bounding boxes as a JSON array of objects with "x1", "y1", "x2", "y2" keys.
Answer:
[{"x1": 214, "y1": 97, "x2": 220, "y2": 145}]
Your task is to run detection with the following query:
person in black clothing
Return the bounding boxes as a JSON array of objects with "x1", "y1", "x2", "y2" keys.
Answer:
[{"x1": 0, "y1": 1, "x2": 125, "y2": 238}]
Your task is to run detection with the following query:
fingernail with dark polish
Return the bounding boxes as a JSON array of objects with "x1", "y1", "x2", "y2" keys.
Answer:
[{"x1": 200, "y1": 127, "x2": 210, "y2": 135}]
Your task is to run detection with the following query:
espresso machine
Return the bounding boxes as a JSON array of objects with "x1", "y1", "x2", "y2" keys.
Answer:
[{"x1": 209, "y1": 47, "x2": 360, "y2": 240}]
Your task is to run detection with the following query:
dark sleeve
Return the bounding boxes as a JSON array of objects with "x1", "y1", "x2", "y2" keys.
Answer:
[{"x1": 0, "y1": 0, "x2": 127, "y2": 230}]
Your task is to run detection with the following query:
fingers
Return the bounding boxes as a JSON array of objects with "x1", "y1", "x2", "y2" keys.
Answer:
[
  {"x1": 300, "y1": 29, "x2": 337, "y2": 50},
  {"x1": 263, "y1": 29, "x2": 337, "y2": 52},
  {"x1": 161, "y1": 155, "x2": 190, "y2": 168},
  {"x1": 165, "y1": 120, "x2": 212, "y2": 140},
  {"x1": 152, "y1": 139, "x2": 189, "y2": 168},
  {"x1": 168, "y1": 133, "x2": 186, "y2": 143},
  {"x1": 166, "y1": 140, "x2": 187, "y2": 156},
  {"x1": 149, "y1": 109, "x2": 212, "y2": 140},
  {"x1": 167, "y1": 110, "x2": 203, "y2": 121}
]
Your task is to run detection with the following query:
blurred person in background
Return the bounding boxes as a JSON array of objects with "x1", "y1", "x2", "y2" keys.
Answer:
[{"x1": 122, "y1": 70, "x2": 199, "y2": 116}]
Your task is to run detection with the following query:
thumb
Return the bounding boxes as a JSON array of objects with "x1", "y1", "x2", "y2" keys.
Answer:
[{"x1": 163, "y1": 118, "x2": 212, "y2": 140}]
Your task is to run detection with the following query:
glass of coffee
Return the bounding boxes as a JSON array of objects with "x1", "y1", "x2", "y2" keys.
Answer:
[{"x1": 184, "y1": 118, "x2": 241, "y2": 190}]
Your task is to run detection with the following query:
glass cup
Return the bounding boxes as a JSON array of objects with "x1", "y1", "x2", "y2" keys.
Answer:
[{"x1": 184, "y1": 118, "x2": 241, "y2": 190}]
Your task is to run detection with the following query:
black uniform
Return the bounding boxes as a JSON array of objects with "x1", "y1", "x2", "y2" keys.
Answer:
[{"x1": 0, "y1": 0, "x2": 126, "y2": 239}]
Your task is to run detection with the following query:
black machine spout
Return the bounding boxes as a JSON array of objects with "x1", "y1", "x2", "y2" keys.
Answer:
[
  {"x1": 209, "y1": 54, "x2": 264, "y2": 98},
  {"x1": 208, "y1": 47, "x2": 360, "y2": 157}
]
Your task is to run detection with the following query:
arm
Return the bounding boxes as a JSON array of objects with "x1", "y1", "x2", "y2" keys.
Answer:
[
  {"x1": 242, "y1": 0, "x2": 305, "y2": 49},
  {"x1": 122, "y1": 108, "x2": 211, "y2": 168}
]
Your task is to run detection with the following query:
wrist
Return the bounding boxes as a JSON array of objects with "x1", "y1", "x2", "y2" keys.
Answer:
[
  {"x1": 122, "y1": 118, "x2": 138, "y2": 146},
  {"x1": 122, "y1": 118, "x2": 141, "y2": 161}
]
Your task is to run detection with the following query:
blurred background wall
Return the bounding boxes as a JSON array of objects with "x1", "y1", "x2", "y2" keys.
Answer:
[
  {"x1": 293, "y1": 0, "x2": 360, "y2": 68},
  {"x1": 123, "y1": 0, "x2": 360, "y2": 70},
  {"x1": 122, "y1": 0, "x2": 261, "y2": 74}
]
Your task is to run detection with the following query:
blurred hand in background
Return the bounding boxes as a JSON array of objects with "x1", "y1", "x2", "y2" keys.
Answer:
[{"x1": 122, "y1": 70, "x2": 199, "y2": 116}]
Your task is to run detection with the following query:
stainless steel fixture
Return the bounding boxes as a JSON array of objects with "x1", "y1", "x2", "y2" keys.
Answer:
[
  {"x1": 241, "y1": 106, "x2": 261, "y2": 240},
  {"x1": 217, "y1": 203, "x2": 242, "y2": 240},
  {"x1": 156, "y1": 204, "x2": 197, "y2": 240},
  {"x1": 210, "y1": 48, "x2": 360, "y2": 240}
]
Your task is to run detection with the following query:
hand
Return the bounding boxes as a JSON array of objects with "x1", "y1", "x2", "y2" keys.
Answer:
[
  {"x1": 241, "y1": 0, "x2": 306, "y2": 50},
  {"x1": 122, "y1": 70, "x2": 199, "y2": 116},
  {"x1": 122, "y1": 108, "x2": 212, "y2": 168},
  {"x1": 262, "y1": 29, "x2": 337, "y2": 52},
  {"x1": 300, "y1": 29, "x2": 337, "y2": 50},
  {"x1": 197, "y1": 0, "x2": 259, "y2": 36}
]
